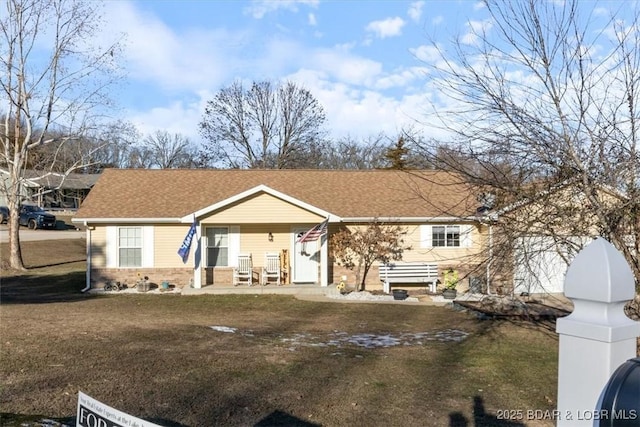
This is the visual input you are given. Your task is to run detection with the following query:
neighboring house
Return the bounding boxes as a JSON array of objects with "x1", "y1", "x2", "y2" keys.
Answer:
[
  {"x1": 0, "y1": 169, "x2": 100, "y2": 209},
  {"x1": 73, "y1": 169, "x2": 491, "y2": 292}
]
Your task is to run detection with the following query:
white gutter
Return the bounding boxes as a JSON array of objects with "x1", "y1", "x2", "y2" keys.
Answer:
[
  {"x1": 82, "y1": 220, "x2": 91, "y2": 293},
  {"x1": 340, "y1": 216, "x2": 480, "y2": 223}
]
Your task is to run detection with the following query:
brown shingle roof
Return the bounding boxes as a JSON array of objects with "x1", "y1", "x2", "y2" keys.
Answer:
[{"x1": 75, "y1": 169, "x2": 478, "y2": 220}]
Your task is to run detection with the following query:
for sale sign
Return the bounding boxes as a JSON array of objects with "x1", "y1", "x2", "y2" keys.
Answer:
[{"x1": 77, "y1": 391, "x2": 161, "y2": 427}]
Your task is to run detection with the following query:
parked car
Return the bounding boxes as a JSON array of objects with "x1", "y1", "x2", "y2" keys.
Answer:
[
  {"x1": 0, "y1": 206, "x2": 8, "y2": 224},
  {"x1": 19, "y1": 205, "x2": 57, "y2": 230}
]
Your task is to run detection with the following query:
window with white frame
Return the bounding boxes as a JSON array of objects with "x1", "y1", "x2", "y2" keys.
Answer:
[
  {"x1": 421, "y1": 224, "x2": 472, "y2": 248},
  {"x1": 106, "y1": 225, "x2": 153, "y2": 268},
  {"x1": 118, "y1": 227, "x2": 142, "y2": 267},
  {"x1": 432, "y1": 225, "x2": 460, "y2": 247},
  {"x1": 206, "y1": 227, "x2": 229, "y2": 267}
]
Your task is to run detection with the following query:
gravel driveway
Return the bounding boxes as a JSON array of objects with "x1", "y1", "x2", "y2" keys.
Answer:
[{"x1": 0, "y1": 224, "x2": 85, "y2": 242}]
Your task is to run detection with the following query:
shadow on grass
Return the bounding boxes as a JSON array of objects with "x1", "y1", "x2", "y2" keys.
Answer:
[
  {"x1": 31, "y1": 259, "x2": 86, "y2": 268},
  {"x1": 254, "y1": 410, "x2": 322, "y2": 426},
  {"x1": 453, "y1": 302, "x2": 565, "y2": 336},
  {"x1": 0, "y1": 270, "x2": 93, "y2": 304},
  {"x1": 450, "y1": 396, "x2": 527, "y2": 426}
]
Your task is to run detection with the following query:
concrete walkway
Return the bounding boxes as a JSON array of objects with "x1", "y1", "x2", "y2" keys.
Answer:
[
  {"x1": 99, "y1": 283, "x2": 572, "y2": 310},
  {"x1": 181, "y1": 283, "x2": 451, "y2": 306},
  {"x1": 181, "y1": 283, "x2": 331, "y2": 296},
  {"x1": 295, "y1": 293, "x2": 451, "y2": 306}
]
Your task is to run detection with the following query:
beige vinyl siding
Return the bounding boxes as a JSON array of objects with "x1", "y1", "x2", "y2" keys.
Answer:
[
  {"x1": 335, "y1": 223, "x2": 484, "y2": 266},
  {"x1": 201, "y1": 193, "x2": 324, "y2": 224},
  {"x1": 90, "y1": 226, "x2": 107, "y2": 268},
  {"x1": 235, "y1": 224, "x2": 291, "y2": 268},
  {"x1": 92, "y1": 223, "x2": 206, "y2": 269},
  {"x1": 404, "y1": 224, "x2": 484, "y2": 265},
  {"x1": 155, "y1": 224, "x2": 197, "y2": 268}
]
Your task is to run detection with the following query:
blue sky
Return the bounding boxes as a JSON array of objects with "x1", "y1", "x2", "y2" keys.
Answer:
[
  {"x1": 97, "y1": 0, "x2": 626, "y2": 145},
  {"x1": 97, "y1": 0, "x2": 487, "y2": 144}
]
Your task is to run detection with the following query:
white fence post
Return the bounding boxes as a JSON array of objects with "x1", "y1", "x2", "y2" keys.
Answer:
[{"x1": 556, "y1": 238, "x2": 640, "y2": 426}]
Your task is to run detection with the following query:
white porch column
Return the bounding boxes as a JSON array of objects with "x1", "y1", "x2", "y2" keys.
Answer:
[
  {"x1": 192, "y1": 223, "x2": 202, "y2": 289},
  {"x1": 556, "y1": 238, "x2": 640, "y2": 426},
  {"x1": 320, "y1": 234, "x2": 328, "y2": 287},
  {"x1": 82, "y1": 224, "x2": 92, "y2": 292}
]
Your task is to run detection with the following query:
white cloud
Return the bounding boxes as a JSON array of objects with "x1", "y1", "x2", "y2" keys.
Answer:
[
  {"x1": 104, "y1": 2, "x2": 247, "y2": 92},
  {"x1": 100, "y1": 1, "x2": 447, "y2": 142},
  {"x1": 374, "y1": 67, "x2": 428, "y2": 90},
  {"x1": 262, "y1": 42, "x2": 383, "y2": 88},
  {"x1": 129, "y1": 98, "x2": 206, "y2": 143},
  {"x1": 253, "y1": 37, "x2": 306, "y2": 78},
  {"x1": 461, "y1": 19, "x2": 493, "y2": 46},
  {"x1": 285, "y1": 68, "x2": 433, "y2": 139},
  {"x1": 244, "y1": 0, "x2": 319, "y2": 19},
  {"x1": 409, "y1": 45, "x2": 441, "y2": 63},
  {"x1": 365, "y1": 17, "x2": 406, "y2": 39},
  {"x1": 408, "y1": 1, "x2": 425, "y2": 22},
  {"x1": 307, "y1": 48, "x2": 383, "y2": 87},
  {"x1": 432, "y1": 15, "x2": 444, "y2": 26}
]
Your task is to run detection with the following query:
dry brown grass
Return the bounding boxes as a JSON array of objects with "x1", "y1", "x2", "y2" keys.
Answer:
[{"x1": 0, "y1": 240, "x2": 559, "y2": 427}]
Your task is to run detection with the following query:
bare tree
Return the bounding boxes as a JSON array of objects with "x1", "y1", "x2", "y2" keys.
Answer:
[
  {"x1": 23, "y1": 120, "x2": 141, "y2": 173},
  {"x1": 0, "y1": 0, "x2": 121, "y2": 269},
  {"x1": 199, "y1": 80, "x2": 327, "y2": 169},
  {"x1": 414, "y1": 0, "x2": 640, "y2": 287},
  {"x1": 330, "y1": 221, "x2": 410, "y2": 291},
  {"x1": 86, "y1": 121, "x2": 142, "y2": 171},
  {"x1": 143, "y1": 130, "x2": 198, "y2": 169},
  {"x1": 322, "y1": 135, "x2": 389, "y2": 169}
]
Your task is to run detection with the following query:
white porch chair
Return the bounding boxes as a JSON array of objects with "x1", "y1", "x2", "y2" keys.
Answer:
[
  {"x1": 261, "y1": 252, "x2": 281, "y2": 286},
  {"x1": 233, "y1": 253, "x2": 254, "y2": 286}
]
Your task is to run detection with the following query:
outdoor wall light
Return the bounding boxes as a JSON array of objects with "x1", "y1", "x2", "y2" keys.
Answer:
[{"x1": 268, "y1": 232, "x2": 274, "y2": 242}]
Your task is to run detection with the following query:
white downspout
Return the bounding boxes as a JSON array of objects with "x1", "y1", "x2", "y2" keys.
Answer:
[
  {"x1": 82, "y1": 221, "x2": 91, "y2": 292},
  {"x1": 486, "y1": 222, "x2": 493, "y2": 296}
]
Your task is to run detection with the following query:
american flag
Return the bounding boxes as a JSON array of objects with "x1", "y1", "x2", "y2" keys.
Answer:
[{"x1": 297, "y1": 218, "x2": 329, "y2": 243}]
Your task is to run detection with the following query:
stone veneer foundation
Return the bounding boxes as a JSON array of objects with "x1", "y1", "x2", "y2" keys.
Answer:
[{"x1": 91, "y1": 268, "x2": 193, "y2": 289}]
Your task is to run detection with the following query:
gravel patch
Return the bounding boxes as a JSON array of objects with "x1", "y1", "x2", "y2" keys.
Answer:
[{"x1": 328, "y1": 290, "x2": 420, "y2": 302}]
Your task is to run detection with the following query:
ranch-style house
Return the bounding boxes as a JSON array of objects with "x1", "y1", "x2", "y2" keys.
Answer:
[{"x1": 73, "y1": 169, "x2": 494, "y2": 293}]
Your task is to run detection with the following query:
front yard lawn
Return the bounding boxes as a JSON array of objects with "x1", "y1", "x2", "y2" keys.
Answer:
[{"x1": 0, "y1": 240, "x2": 559, "y2": 426}]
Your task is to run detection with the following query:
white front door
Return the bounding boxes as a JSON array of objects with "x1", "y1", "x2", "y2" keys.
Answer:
[{"x1": 292, "y1": 228, "x2": 319, "y2": 283}]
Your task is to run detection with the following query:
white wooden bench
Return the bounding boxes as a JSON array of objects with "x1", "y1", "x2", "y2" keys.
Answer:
[{"x1": 380, "y1": 263, "x2": 439, "y2": 294}]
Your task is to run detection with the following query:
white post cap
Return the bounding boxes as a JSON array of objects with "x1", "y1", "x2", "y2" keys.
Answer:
[{"x1": 564, "y1": 237, "x2": 635, "y2": 302}]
